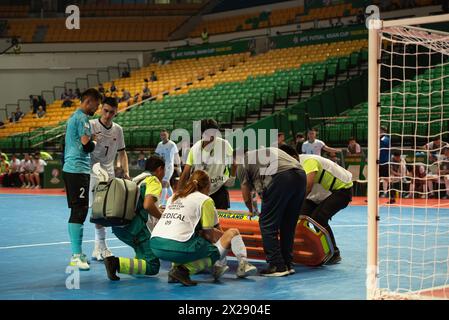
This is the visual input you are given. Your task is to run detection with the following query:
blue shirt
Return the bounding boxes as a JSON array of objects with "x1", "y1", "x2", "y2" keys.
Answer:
[
  {"x1": 63, "y1": 109, "x2": 92, "y2": 174},
  {"x1": 379, "y1": 135, "x2": 390, "y2": 165}
]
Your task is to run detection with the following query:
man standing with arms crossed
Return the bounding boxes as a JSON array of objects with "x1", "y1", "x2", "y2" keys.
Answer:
[
  {"x1": 63, "y1": 88, "x2": 101, "y2": 270},
  {"x1": 155, "y1": 129, "x2": 179, "y2": 207},
  {"x1": 89, "y1": 97, "x2": 129, "y2": 261}
]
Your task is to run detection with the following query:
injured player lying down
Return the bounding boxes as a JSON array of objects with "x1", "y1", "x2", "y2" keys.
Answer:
[{"x1": 150, "y1": 170, "x2": 257, "y2": 286}]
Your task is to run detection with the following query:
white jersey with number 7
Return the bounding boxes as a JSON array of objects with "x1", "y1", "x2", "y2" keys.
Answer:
[{"x1": 89, "y1": 119, "x2": 125, "y2": 177}]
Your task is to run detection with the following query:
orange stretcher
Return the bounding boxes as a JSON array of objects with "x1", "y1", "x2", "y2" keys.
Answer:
[{"x1": 218, "y1": 210, "x2": 335, "y2": 267}]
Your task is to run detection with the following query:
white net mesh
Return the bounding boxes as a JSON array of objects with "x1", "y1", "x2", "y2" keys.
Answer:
[{"x1": 375, "y1": 25, "x2": 449, "y2": 300}]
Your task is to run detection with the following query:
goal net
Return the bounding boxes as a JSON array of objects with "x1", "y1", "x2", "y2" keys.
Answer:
[{"x1": 367, "y1": 16, "x2": 449, "y2": 300}]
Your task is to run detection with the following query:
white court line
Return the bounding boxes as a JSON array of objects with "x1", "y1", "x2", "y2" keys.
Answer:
[
  {"x1": 2, "y1": 222, "x2": 449, "y2": 251},
  {"x1": 0, "y1": 194, "x2": 65, "y2": 198},
  {"x1": 0, "y1": 237, "x2": 119, "y2": 250}
]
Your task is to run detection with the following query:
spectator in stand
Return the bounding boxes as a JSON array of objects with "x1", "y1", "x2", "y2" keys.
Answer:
[
  {"x1": 31, "y1": 95, "x2": 40, "y2": 114},
  {"x1": 7, "y1": 154, "x2": 22, "y2": 187},
  {"x1": 75, "y1": 88, "x2": 81, "y2": 99},
  {"x1": 149, "y1": 71, "x2": 157, "y2": 82},
  {"x1": 405, "y1": 163, "x2": 428, "y2": 199},
  {"x1": 426, "y1": 147, "x2": 449, "y2": 199},
  {"x1": 302, "y1": 128, "x2": 341, "y2": 156},
  {"x1": 142, "y1": 83, "x2": 152, "y2": 100},
  {"x1": 347, "y1": 137, "x2": 362, "y2": 156},
  {"x1": 295, "y1": 133, "x2": 305, "y2": 155},
  {"x1": 30, "y1": 152, "x2": 47, "y2": 189},
  {"x1": 120, "y1": 89, "x2": 131, "y2": 105},
  {"x1": 421, "y1": 137, "x2": 448, "y2": 163},
  {"x1": 276, "y1": 132, "x2": 286, "y2": 147},
  {"x1": 68, "y1": 89, "x2": 76, "y2": 99},
  {"x1": 9, "y1": 112, "x2": 16, "y2": 123},
  {"x1": 10, "y1": 108, "x2": 24, "y2": 123},
  {"x1": 35, "y1": 106, "x2": 46, "y2": 118},
  {"x1": 19, "y1": 153, "x2": 35, "y2": 188},
  {"x1": 98, "y1": 83, "x2": 105, "y2": 95},
  {"x1": 137, "y1": 151, "x2": 146, "y2": 170},
  {"x1": 133, "y1": 92, "x2": 141, "y2": 104},
  {"x1": 121, "y1": 70, "x2": 130, "y2": 78},
  {"x1": 110, "y1": 81, "x2": 117, "y2": 93},
  {"x1": 38, "y1": 95, "x2": 47, "y2": 112},
  {"x1": 386, "y1": 151, "x2": 407, "y2": 204}
]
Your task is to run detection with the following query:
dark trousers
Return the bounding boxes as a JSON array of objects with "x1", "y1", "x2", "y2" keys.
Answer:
[
  {"x1": 259, "y1": 169, "x2": 306, "y2": 267},
  {"x1": 210, "y1": 185, "x2": 230, "y2": 210},
  {"x1": 300, "y1": 187, "x2": 352, "y2": 252}
]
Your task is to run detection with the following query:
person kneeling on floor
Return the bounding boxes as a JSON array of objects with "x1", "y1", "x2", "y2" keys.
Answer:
[
  {"x1": 150, "y1": 170, "x2": 257, "y2": 286},
  {"x1": 103, "y1": 155, "x2": 165, "y2": 280}
]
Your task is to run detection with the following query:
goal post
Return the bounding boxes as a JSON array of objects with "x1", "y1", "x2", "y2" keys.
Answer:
[{"x1": 367, "y1": 13, "x2": 449, "y2": 300}]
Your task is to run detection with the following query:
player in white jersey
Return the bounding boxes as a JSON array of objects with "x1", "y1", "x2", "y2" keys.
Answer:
[
  {"x1": 19, "y1": 153, "x2": 35, "y2": 188},
  {"x1": 89, "y1": 97, "x2": 129, "y2": 261},
  {"x1": 155, "y1": 129, "x2": 179, "y2": 207},
  {"x1": 301, "y1": 128, "x2": 341, "y2": 156}
]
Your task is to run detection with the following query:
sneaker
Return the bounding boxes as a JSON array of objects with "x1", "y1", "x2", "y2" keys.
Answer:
[
  {"x1": 212, "y1": 265, "x2": 229, "y2": 280},
  {"x1": 325, "y1": 252, "x2": 342, "y2": 265},
  {"x1": 169, "y1": 265, "x2": 197, "y2": 286},
  {"x1": 25, "y1": 184, "x2": 31, "y2": 189},
  {"x1": 259, "y1": 264, "x2": 289, "y2": 277},
  {"x1": 35, "y1": 185, "x2": 41, "y2": 189},
  {"x1": 387, "y1": 199, "x2": 396, "y2": 204},
  {"x1": 286, "y1": 263, "x2": 296, "y2": 275},
  {"x1": 104, "y1": 256, "x2": 120, "y2": 281},
  {"x1": 69, "y1": 254, "x2": 90, "y2": 271},
  {"x1": 441, "y1": 195, "x2": 449, "y2": 200},
  {"x1": 21, "y1": 183, "x2": 26, "y2": 189},
  {"x1": 80, "y1": 253, "x2": 90, "y2": 265},
  {"x1": 236, "y1": 260, "x2": 257, "y2": 278},
  {"x1": 92, "y1": 247, "x2": 113, "y2": 261}
]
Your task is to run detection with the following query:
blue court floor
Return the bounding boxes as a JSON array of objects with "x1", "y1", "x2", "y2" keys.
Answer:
[{"x1": 0, "y1": 193, "x2": 447, "y2": 300}]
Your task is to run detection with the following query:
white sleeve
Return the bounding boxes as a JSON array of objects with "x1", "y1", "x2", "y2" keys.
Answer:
[{"x1": 319, "y1": 140, "x2": 326, "y2": 148}]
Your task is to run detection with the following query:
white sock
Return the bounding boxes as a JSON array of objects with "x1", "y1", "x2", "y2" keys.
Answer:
[
  {"x1": 231, "y1": 235, "x2": 247, "y2": 262},
  {"x1": 215, "y1": 240, "x2": 228, "y2": 260},
  {"x1": 95, "y1": 226, "x2": 106, "y2": 250}
]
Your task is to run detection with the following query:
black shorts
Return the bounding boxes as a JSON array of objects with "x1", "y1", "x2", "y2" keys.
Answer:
[
  {"x1": 379, "y1": 164, "x2": 389, "y2": 178},
  {"x1": 63, "y1": 171, "x2": 90, "y2": 208},
  {"x1": 210, "y1": 185, "x2": 230, "y2": 210}
]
